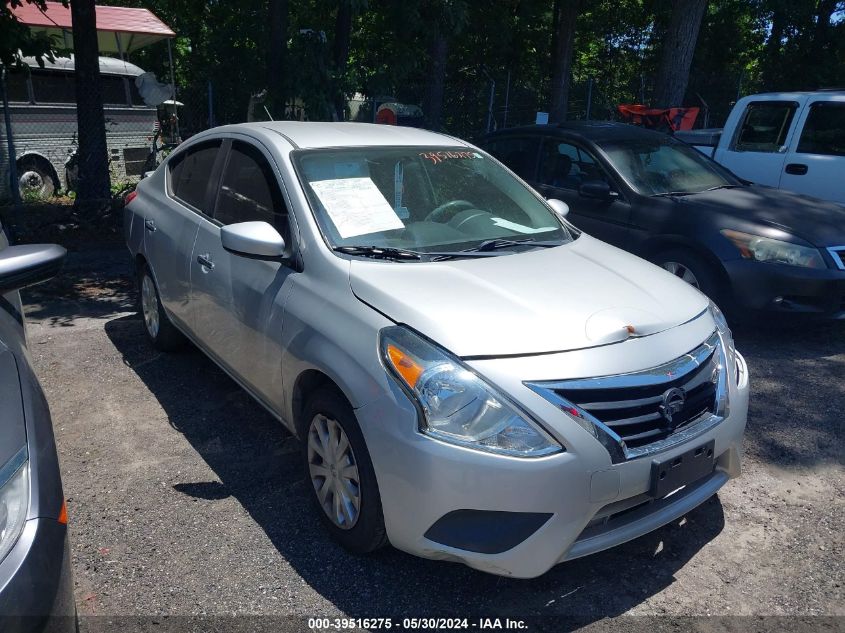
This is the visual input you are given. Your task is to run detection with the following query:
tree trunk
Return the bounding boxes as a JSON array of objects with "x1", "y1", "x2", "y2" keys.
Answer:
[
  {"x1": 762, "y1": 1, "x2": 786, "y2": 90},
  {"x1": 811, "y1": 0, "x2": 837, "y2": 66},
  {"x1": 267, "y1": 0, "x2": 288, "y2": 114},
  {"x1": 652, "y1": 0, "x2": 708, "y2": 108},
  {"x1": 425, "y1": 29, "x2": 448, "y2": 131},
  {"x1": 70, "y1": 0, "x2": 110, "y2": 210},
  {"x1": 333, "y1": 0, "x2": 353, "y2": 121},
  {"x1": 549, "y1": 0, "x2": 579, "y2": 123}
]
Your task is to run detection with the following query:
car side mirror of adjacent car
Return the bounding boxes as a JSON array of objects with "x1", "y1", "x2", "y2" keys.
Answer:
[
  {"x1": 0, "y1": 244, "x2": 66, "y2": 294},
  {"x1": 546, "y1": 198, "x2": 570, "y2": 219},
  {"x1": 221, "y1": 221, "x2": 286, "y2": 260},
  {"x1": 578, "y1": 180, "x2": 616, "y2": 200}
]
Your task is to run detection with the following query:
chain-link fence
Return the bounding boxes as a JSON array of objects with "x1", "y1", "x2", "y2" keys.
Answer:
[{"x1": 1, "y1": 52, "x2": 750, "y2": 207}]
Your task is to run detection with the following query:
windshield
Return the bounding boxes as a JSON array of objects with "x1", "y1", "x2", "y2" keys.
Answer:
[
  {"x1": 599, "y1": 137, "x2": 739, "y2": 196},
  {"x1": 293, "y1": 146, "x2": 571, "y2": 257}
]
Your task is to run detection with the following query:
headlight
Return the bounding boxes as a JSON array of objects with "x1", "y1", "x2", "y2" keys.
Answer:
[
  {"x1": 709, "y1": 301, "x2": 735, "y2": 414},
  {"x1": 0, "y1": 447, "x2": 29, "y2": 564},
  {"x1": 380, "y1": 326, "x2": 562, "y2": 457},
  {"x1": 721, "y1": 229, "x2": 825, "y2": 268}
]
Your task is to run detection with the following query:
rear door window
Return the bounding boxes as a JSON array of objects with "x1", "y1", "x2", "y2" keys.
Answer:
[
  {"x1": 484, "y1": 136, "x2": 540, "y2": 180},
  {"x1": 169, "y1": 141, "x2": 222, "y2": 212},
  {"x1": 797, "y1": 102, "x2": 845, "y2": 156},
  {"x1": 214, "y1": 141, "x2": 290, "y2": 242},
  {"x1": 733, "y1": 101, "x2": 798, "y2": 152}
]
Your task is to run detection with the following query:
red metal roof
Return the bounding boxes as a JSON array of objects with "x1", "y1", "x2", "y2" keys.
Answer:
[{"x1": 12, "y1": 1, "x2": 174, "y2": 52}]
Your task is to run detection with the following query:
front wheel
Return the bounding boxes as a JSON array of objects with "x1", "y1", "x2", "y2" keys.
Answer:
[
  {"x1": 301, "y1": 387, "x2": 387, "y2": 553},
  {"x1": 652, "y1": 249, "x2": 723, "y2": 299}
]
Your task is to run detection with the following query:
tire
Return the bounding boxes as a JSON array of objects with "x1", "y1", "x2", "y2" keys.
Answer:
[
  {"x1": 651, "y1": 249, "x2": 725, "y2": 303},
  {"x1": 301, "y1": 387, "x2": 387, "y2": 554},
  {"x1": 138, "y1": 264, "x2": 185, "y2": 351},
  {"x1": 18, "y1": 158, "x2": 57, "y2": 198}
]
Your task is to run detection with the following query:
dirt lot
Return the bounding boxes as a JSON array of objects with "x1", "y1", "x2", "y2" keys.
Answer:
[{"x1": 20, "y1": 244, "x2": 845, "y2": 628}]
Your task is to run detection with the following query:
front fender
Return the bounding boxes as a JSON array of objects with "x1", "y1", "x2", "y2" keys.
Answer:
[{"x1": 280, "y1": 277, "x2": 394, "y2": 432}]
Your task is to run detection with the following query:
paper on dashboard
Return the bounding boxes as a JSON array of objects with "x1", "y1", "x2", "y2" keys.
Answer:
[{"x1": 310, "y1": 177, "x2": 405, "y2": 238}]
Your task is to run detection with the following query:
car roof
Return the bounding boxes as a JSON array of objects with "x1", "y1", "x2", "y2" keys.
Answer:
[
  {"x1": 485, "y1": 121, "x2": 667, "y2": 144},
  {"x1": 199, "y1": 122, "x2": 469, "y2": 150}
]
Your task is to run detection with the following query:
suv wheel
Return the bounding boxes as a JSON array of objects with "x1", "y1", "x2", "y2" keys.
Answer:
[{"x1": 301, "y1": 387, "x2": 387, "y2": 553}]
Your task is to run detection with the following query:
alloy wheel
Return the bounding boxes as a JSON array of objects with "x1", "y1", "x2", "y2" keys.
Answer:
[
  {"x1": 662, "y1": 261, "x2": 700, "y2": 289},
  {"x1": 140, "y1": 274, "x2": 160, "y2": 338},
  {"x1": 307, "y1": 414, "x2": 361, "y2": 530}
]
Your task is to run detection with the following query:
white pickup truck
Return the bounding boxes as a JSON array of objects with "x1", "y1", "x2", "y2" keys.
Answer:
[{"x1": 676, "y1": 91, "x2": 845, "y2": 206}]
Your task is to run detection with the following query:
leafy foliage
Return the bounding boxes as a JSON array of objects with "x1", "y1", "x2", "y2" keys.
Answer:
[
  {"x1": 5, "y1": 0, "x2": 844, "y2": 134},
  {"x1": 0, "y1": 0, "x2": 57, "y2": 68}
]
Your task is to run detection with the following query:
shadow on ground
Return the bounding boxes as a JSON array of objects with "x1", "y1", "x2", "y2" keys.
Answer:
[
  {"x1": 731, "y1": 320, "x2": 845, "y2": 468},
  {"x1": 105, "y1": 313, "x2": 726, "y2": 621}
]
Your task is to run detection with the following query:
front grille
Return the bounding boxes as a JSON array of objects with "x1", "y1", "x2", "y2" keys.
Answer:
[
  {"x1": 526, "y1": 332, "x2": 723, "y2": 456},
  {"x1": 827, "y1": 246, "x2": 845, "y2": 271}
]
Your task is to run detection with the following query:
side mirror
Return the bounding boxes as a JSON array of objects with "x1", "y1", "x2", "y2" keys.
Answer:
[
  {"x1": 0, "y1": 244, "x2": 67, "y2": 294},
  {"x1": 221, "y1": 221, "x2": 286, "y2": 259},
  {"x1": 578, "y1": 180, "x2": 614, "y2": 200},
  {"x1": 546, "y1": 198, "x2": 569, "y2": 219}
]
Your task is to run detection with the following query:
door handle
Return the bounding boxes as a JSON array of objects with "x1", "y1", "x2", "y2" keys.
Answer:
[
  {"x1": 785, "y1": 163, "x2": 808, "y2": 175},
  {"x1": 196, "y1": 254, "x2": 214, "y2": 270},
  {"x1": 144, "y1": 219, "x2": 156, "y2": 232}
]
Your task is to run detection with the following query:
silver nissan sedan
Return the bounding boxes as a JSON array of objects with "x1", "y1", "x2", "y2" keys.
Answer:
[{"x1": 124, "y1": 122, "x2": 749, "y2": 578}]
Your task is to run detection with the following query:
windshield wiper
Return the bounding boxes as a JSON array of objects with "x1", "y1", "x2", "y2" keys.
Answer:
[
  {"x1": 333, "y1": 245, "x2": 423, "y2": 261},
  {"x1": 335, "y1": 239, "x2": 562, "y2": 263},
  {"x1": 426, "y1": 238, "x2": 563, "y2": 262},
  {"x1": 651, "y1": 191, "x2": 696, "y2": 198},
  {"x1": 653, "y1": 184, "x2": 743, "y2": 198},
  {"x1": 464, "y1": 237, "x2": 563, "y2": 252},
  {"x1": 700, "y1": 184, "x2": 743, "y2": 192}
]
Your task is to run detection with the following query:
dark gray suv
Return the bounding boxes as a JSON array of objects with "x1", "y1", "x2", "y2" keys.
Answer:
[{"x1": 0, "y1": 222, "x2": 73, "y2": 633}]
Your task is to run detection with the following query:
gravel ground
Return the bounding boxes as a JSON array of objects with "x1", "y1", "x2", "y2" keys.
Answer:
[{"x1": 21, "y1": 245, "x2": 844, "y2": 628}]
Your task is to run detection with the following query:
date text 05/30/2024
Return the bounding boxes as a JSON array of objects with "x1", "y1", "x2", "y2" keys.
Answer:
[{"x1": 308, "y1": 618, "x2": 528, "y2": 630}]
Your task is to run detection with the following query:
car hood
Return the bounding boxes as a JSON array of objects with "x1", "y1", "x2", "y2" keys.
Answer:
[
  {"x1": 679, "y1": 186, "x2": 845, "y2": 247},
  {"x1": 349, "y1": 235, "x2": 709, "y2": 357}
]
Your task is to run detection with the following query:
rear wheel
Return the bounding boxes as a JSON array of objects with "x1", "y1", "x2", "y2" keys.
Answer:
[
  {"x1": 301, "y1": 387, "x2": 387, "y2": 553},
  {"x1": 138, "y1": 264, "x2": 185, "y2": 351},
  {"x1": 18, "y1": 158, "x2": 57, "y2": 198}
]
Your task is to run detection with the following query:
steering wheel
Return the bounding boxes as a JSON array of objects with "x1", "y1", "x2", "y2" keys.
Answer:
[{"x1": 424, "y1": 199, "x2": 476, "y2": 223}]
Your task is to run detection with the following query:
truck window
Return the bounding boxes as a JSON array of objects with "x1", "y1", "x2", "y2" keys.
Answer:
[
  {"x1": 797, "y1": 102, "x2": 845, "y2": 157},
  {"x1": 733, "y1": 101, "x2": 797, "y2": 152}
]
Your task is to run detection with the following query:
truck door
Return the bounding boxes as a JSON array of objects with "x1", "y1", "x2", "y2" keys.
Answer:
[
  {"x1": 778, "y1": 98, "x2": 845, "y2": 205},
  {"x1": 715, "y1": 100, "x2": 799, "y2": 187}
]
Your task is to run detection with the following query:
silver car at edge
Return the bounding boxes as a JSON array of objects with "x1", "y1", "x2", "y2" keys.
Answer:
[{"x1": 124, "y1": 122, "x2": 749, "y2": 578}]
